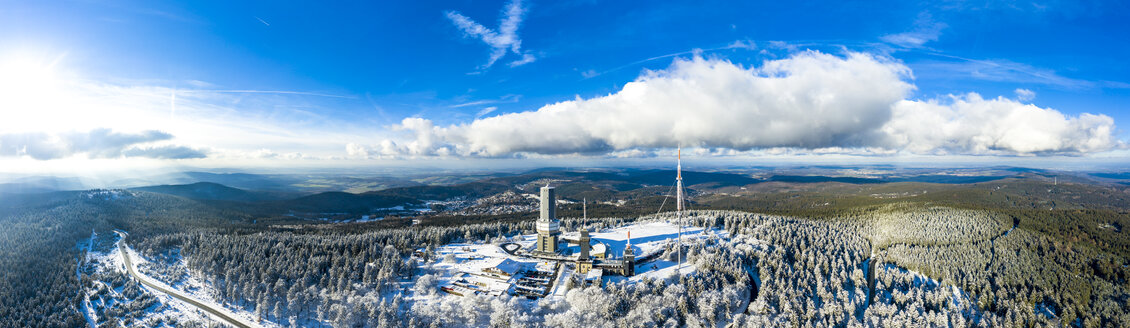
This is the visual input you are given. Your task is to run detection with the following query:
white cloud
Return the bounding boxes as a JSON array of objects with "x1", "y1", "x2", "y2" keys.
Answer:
[
  {"x1": 449, "y1": 95, "x2": 520, "y2": 108},
  {"x1": 346, "y1": 139, "x2": 411, "y2": 159},
  {"x1": 120, "y1": 145, "x2": 207, "y2": 159},
  {"x1": 1014, "y1": 88, "x2": 1036, "y2": 101},
  {"x1": 241, "y1": 148, "x2": 312, "y2": 161},
  {"x1": 0, "y1": 128, "x2": 204, "y2": 160},
  {"x1": 366, "y1": 51, "x2": 1121, "y2": 158},
  {"x1": 884, "y1": 94, "x2": 1118, "y2": 155},
  {"x1": 607, "y1": 148, "x2": 657, "y2": 158},
  {"x1": 372, "y1": 51, "x2": 914, "y2": 156},
  {"x1": 726, "y1": 39, "x2": 757, "y2": 51},
  {"x1": 881, "y1": 12, "x2": 947, "y2": 48},
  {"x1": 445, "y1": 0, "x2": 535, "y2": 69},
  {"x1": 475, "y1": 106, "x2": 498, "y2": 118},
  {"x1": 508, "y1": 53, "x2": 537, "y2": 67}
]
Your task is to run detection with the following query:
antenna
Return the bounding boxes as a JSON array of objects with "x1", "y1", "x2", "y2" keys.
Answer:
[
  {"x1": 676, "y1": 145, "x2": 684, "y2": 275},
  {"x1": 677, "y1": 147, "x2": 682, "y2": 181},
  {"x1": 582, "y1": 197, "x2": 587, "y2": 224}
]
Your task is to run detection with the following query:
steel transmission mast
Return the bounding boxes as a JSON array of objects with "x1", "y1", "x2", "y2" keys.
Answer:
[{"x1": 676, "y1": 146, "x2": 684, "y2": 275}]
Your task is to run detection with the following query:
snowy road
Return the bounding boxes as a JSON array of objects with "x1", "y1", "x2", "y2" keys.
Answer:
[{"x1": 116, "y1": 232, "x2": 257, "y2": 328}]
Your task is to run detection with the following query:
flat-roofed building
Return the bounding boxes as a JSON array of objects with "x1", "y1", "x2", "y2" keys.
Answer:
[{"x1": 482, "y1": 258, "x2": 525, "y2": 278}]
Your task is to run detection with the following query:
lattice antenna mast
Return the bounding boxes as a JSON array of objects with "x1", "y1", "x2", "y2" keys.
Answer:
[
  {"x1": 676, "y1": 146, "x2": 684, "y2": 275},
  {"x1": 677, "y1": 146, "x2": 684, "y2": 212}
]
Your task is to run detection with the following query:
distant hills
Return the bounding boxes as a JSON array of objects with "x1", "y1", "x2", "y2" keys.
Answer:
[
  {"x1": 0, "y1": 176, "x2": 88, "y2": 194},
  {"x1": 163, "y1": 172, "x2": 299, "y2": 191},
  {"x1": 4, "y1": 167, "x2": 1126, "y2": 217},
  {"x1": 280, "y1": 191, "x2": 420, "y2": 214},
  {"x1": 131, "y1": 182, "x2": 297, "y2": 202},
  {"x1": 125, "y1": 182, "x2": 457, "y2": 216}
]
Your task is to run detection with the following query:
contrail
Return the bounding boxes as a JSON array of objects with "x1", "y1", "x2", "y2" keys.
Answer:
[
  {"x1": 586, "y1": 39, "x2": 863, "y2": 79},
  {"x1": 179, "y1": 89, "x2": 355, "y2": 99},
  {"x1": 170, "y1": 89, "x2": 176, "y2": 119},
  {"x1": 586, "y1": 42, "x2": 754, "y2": 79},
  {"x1": 255, "y1": 16, "x2": 270, "y2": 26}
]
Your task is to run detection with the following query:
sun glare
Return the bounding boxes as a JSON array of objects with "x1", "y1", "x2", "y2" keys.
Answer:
[
  {"x1": 0, "y1": 53, "x2": 60, "y2": 94},
  {"x1": 0, "y1": 53, "x2": 64, "y2": 124},
  {"x1": 0, "y1": 52, "x2": 82, "y2": 135}
]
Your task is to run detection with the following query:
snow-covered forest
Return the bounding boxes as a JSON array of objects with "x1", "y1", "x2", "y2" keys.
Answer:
[
  {"x1": 119, "y1": 208, "x2": 1128, "y2": 327},
  {"x1": 1, "y1": 184, "x2": 1126, "y2": 327}
]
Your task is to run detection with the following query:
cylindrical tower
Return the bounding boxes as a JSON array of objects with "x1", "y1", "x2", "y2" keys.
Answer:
[
  {"x1": 540, "y1": 185, "x2": 556, "y2": 221},
  {"x1": 536, "y1": 185, "x2": 560, "y2": 253}
]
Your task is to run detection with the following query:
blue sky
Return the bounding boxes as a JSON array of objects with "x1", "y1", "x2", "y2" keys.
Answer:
[{"x1": 0, "y1": 0, "x2": 1127, "y2": 172}]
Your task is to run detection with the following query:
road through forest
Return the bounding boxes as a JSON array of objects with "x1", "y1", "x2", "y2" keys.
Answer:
[{"x1": 116, "y1": 232, "x2": 254, "y2": 328}]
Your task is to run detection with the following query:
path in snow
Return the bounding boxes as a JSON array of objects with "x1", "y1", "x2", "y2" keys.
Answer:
[{"x1": 115, "y1": 231, "x2": 260, "y2": 328}]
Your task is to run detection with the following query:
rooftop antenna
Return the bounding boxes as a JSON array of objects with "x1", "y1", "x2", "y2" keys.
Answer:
[
  {"x1": 582, "y1": 197, "x2": 587, "y2": 225},
  {"x1": 676, "y1": 145, "x2": 684, "y2": 275}
]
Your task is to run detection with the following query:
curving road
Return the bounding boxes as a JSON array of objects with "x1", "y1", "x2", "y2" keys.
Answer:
[{"x1": 116, "y1": 232, "x2": 253, "y2": 328}]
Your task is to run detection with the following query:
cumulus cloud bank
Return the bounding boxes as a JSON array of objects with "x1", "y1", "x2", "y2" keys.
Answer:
[
  {"x1": 0, "y1": 128, "x2": 205, "y2": 160},
  {"x1": 358, "y1": 51, "x2": 1120, "y2": 158},
  {"x1": 886, "y1": 94, "x2": 1117, "y2": 155}
]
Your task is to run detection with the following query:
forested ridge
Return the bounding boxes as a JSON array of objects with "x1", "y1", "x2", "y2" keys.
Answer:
[
  {"x1": 0, "y1": 192, "x2": 97, "y2": 327},
  {"x1": 0, "y1": 190, "x2": 251, "y2": 327}
]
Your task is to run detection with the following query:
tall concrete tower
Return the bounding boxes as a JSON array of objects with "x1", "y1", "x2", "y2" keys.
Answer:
[{"x1": 536, "y1": 185, "x2": 560, "y2": 254}]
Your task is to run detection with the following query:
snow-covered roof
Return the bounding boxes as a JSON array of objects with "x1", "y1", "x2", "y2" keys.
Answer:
[
  {"x1": 591, "y1": 243, "x2": 607, "y2": 256},
  {"x1": 484, "y1": 258, "x2": 525, "y2": 275},
  {"x1": 585, "y1": 268, "x2": 603, "y2": 280},
  {"x1": 535, "y1": 261, "x2": 555, "y2": 272}
]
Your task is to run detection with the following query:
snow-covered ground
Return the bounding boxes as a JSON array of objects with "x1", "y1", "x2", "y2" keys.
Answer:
[
  {"x1": 426, "y1": 242, "x2": 545, "y2": 298},
  {"x1": 416, "y1": 219, "x2": 725, "y2": 302},
  {"x1": 116, "y1": 232, "x2": 273, "y2": 328},
  {"x1": 81, "y1": 232, "x2": 220, "y2": 327},
  {"x1": 599, "y1": 221, "x2": 724, "y2": 282},
  {"x1": 80, "y1": 231, "x2": 279, "y2": 328}
]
